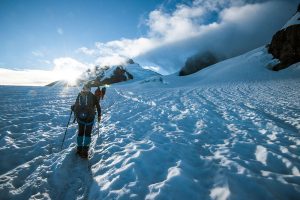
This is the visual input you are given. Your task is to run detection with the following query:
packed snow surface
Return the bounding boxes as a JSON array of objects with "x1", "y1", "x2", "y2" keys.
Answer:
[{"x1": 0, "y1": 47, "x2": 300, "y2": 199}]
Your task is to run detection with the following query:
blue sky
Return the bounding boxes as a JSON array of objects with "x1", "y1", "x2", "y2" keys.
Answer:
[
  {"x1": 0, "y1": 0, "x2": 184, "y2": 69},
  {"x1": 0, "y1": 0, "x2": 298, "y2": 85}
]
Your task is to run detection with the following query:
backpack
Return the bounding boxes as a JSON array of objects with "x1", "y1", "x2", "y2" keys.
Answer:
[{"x1": 74, "y1": 93, "x2": 95, "y2": 122}]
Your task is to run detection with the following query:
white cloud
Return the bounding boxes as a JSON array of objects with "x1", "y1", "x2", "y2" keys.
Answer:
[
  {"x1": 76, "y1": 47, "x2": 97, "y2": 56},
  {"x1": 147, "y1": 4, "x2": 204, "y2": 41},
  {"x1": 57, "y1": 28, "x2": 64, "y2": 35},
  {"x1": 140, "y1": 0, "x2": 298, "y2": 72},
  {"x1": 77, "y1": 38, "x2": 159, "y2": 67},
  {"x1": 76, "y1": 2, "x2": 208, "y2": 67},
  {"x1": 53, "y1": 57, "x2": 87, "y2": 72},
  {"x1": 76, "y1": 0, "x2": 297, "y2": 74}
]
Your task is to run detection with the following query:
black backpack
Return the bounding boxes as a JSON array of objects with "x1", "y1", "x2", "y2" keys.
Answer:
[{"x1": 74, "y1": 93, "x2": 95, "y2": 122}]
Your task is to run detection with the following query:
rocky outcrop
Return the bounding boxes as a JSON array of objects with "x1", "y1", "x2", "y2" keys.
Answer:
[
  {"x1": 88, "y1": 66, "x2": 133, "y2": 87},
  {"x1": 102, "y1": 66, "x2": 133, "y2": 85},
  {"x1": 268, "y1": 6, "x2": 300, "y2": 71},
  {"x1": 179, "y1": 52, "x2": 219, "y2": 76},
  {"x1": 268, "y1": 25, "x2": 300, "y2": 71}
]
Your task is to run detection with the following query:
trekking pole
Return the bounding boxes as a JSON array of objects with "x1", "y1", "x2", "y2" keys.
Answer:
[
  {"x1": 98, "y1": 120, "x2": 100, "y2": 137},
  {"x1": 72, "y1": 114, "x2": 76, "y2": 123},
  {"x1": 60, "y1": 110, "x2": 73, "y2": 150}
]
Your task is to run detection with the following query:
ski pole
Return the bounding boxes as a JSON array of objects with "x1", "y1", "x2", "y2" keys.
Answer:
[{"x1": 60, "y1": 110, "x2": 73, "y2": 150}]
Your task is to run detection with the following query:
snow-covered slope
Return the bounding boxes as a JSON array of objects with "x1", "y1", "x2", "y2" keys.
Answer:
[
  {"x1": 282, "y1": 9, "x2": 300, "y2": 29},
  {"x1": 124, "y1": 46, "x2": 299, "y2": 89},
  {"x1": 124, "y1": 63, "x2": 160, "y2": 80},
  {"x1": 0, "y1": 43, "x2": 300, "y2": 199},
  {"x1": 184, "y1": 46, "x2": 300, "y2": 84}
]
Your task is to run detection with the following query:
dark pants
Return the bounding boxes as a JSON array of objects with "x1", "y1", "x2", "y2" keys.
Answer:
[
  {"x1": 78, "y1": 123, "x2": 93, "y2": 137},
  {"x1": 77, "y1": 123, "x2": 93, "y2": 148}
]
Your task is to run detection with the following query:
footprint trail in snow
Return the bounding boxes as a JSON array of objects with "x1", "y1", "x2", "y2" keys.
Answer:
[{"x1": 0, "y1": 79, "x2": 300, "y2": 200}]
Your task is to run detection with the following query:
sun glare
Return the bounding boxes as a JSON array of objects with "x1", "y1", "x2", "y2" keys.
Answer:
[
  {"x1": 51, "y1": 57, "x2": 88, "y2": 86},
  {"x1": 64, "y1": 71, "x2": 81, "y2": 85},
  {"x1": 53, "y1": 68, "x2": 82, "y2": 86}
]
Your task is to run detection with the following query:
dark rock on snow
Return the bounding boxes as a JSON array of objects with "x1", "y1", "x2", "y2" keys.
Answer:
[
  {"x1": 179, "y1": 52, "x2": 219, "y2": 76},
  {"x1": 88, "y1": 66, "x2": 133, "y2": 87},
  {"x1": 268, "y1": 25, "x2": 300, "y2": 71},
  {"x1": 268, "y1": 5, "x2": 300, "y2": 71}
]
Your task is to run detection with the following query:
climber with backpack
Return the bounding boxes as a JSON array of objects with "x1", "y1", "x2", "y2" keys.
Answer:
[
  {"x1": 71, "y1": 85, "x2": 101, "y2": 158},
  {"x1": 94, "y1": 86, "x2": 102, "y2": 102},
  {"x1": 101, "y1": 86, "x2": 106, "y2": 100}
]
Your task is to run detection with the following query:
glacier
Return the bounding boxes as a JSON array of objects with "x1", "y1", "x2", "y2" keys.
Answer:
[{"x1": 0, "y1": 47, "x2": 300, "y2": 199}]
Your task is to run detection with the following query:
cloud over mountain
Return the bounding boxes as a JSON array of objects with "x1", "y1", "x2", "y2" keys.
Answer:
[{"x1": 77, "y1": 0, "x2": 298, "y2": 74}]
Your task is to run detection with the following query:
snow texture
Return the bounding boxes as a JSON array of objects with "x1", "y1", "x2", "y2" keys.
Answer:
[{"x1": 0, "y1": 47, "x2": 300, "y2": 200}]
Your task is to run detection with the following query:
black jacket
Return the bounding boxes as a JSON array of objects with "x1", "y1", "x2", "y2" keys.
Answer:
[{"x1": 74, "y1": 91, "x2": 101, "y2": 119}]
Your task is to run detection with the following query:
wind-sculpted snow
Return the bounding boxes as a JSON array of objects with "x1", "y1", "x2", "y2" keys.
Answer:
[{"x1": 0, "y1": 79, "x2": 299, "y2": 199}]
